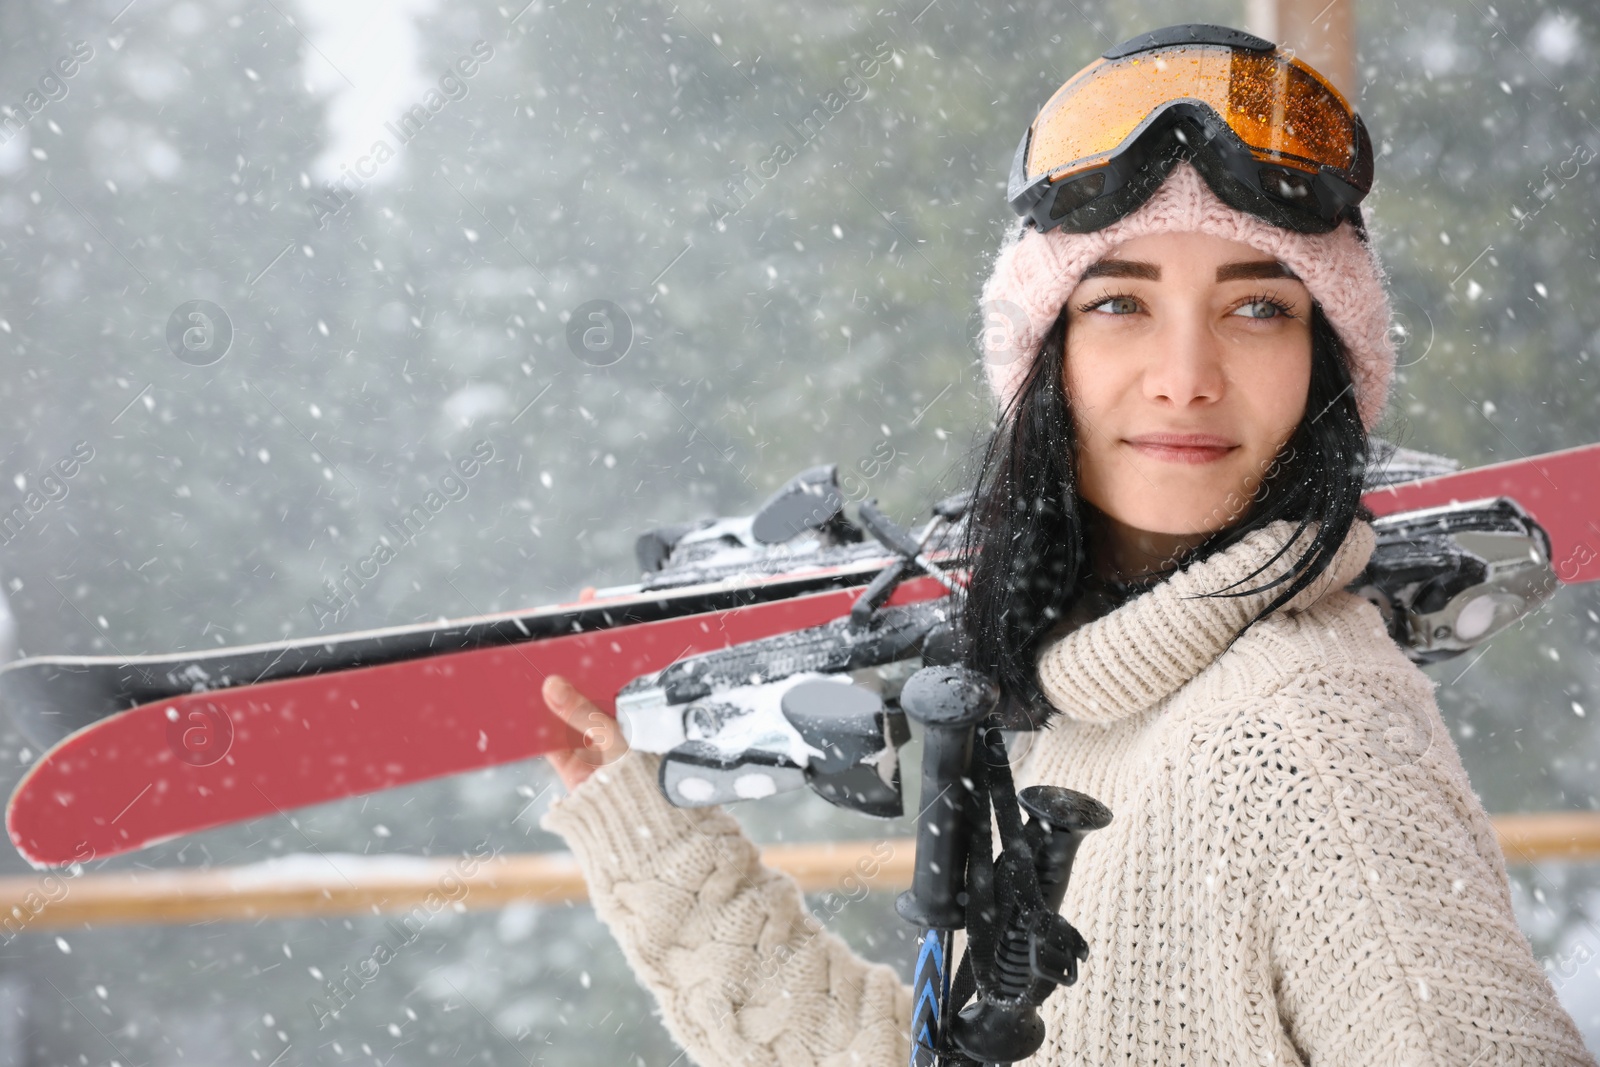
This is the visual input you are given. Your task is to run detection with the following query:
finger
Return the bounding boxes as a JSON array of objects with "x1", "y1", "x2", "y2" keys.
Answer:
[
  {"x1": 576, "y1": 702, "x2": 628, "y2": 760},
  {"x1": 543, "y1": 675, "x2": 626, "y2": 763},
  {"x1": 578, "y1": 586, "x2": 597, "y2": 602},
  {"x1": 542, "y1": 675, "x2": 600, "y2": 751},
  {"x1": 542, "y1": 675, "x2": 601, "y2": 728}
]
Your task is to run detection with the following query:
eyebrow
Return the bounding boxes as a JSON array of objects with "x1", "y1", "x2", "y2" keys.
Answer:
[{"x1": 1079, "y1": 259, "x2": 1300, "y2": 282}]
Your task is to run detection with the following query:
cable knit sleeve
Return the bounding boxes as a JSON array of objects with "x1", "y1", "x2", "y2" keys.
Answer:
[
  {"x1": 538, "y1": 749, "x2": 913, "y2": 1066},
  {"x1": 1263, "y1": 666, "x2": 1597, "y2": 1066}
]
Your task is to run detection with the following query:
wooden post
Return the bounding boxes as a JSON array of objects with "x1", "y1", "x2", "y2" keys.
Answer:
[{"x1": 1244, "y1": 0, "x2": 1358, "y2": 100}]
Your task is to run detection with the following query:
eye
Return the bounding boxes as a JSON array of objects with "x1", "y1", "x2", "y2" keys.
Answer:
[
  {"x1": 1081, "y1": 294, "x2": 1141, "y2": 316},
  {"x1": 1231, "y1": 296, "x2": 1295, "y2": 320}
]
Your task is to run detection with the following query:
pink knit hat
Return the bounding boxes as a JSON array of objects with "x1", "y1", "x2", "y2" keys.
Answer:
[{"x1": 977, "y1": 162, "x2": 1394, "y2": 430}]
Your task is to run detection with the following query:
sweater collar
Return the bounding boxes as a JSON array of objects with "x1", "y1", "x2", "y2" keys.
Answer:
[{"x1": 1032, "y1": 520, "x2": 1377, "y2": 726}]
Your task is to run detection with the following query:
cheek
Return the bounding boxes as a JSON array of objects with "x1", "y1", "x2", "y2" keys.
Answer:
[
  {"x1": 1060, "y1": 335, "x2": 1130, "y2": 426},
  {"x1": 1060, "y1": 364, "x2": 1115, "y2": 510},
  {"x1": 1244, "y1": 347, "x2": 1313, "y2": 439},
  {"x1": 1060, "y1": 370, "x2": 1101, "y2": 482},
  {"x1": 1061, "y1": 336, "x2": 1141, "y2": 505}
]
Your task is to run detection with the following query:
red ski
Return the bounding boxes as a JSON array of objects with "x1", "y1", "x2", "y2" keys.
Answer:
[
  {"x1": 6, "y1": 567, "x2": 951, "y2": 867},
  {"x1": 6, "y1": 446, "x2": 1598, "y2": 867}
]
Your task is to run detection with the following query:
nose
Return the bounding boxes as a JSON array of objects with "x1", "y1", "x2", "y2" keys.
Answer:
[{"x1": 1143, "y1": 312, "x2": 1225, "y2": 407}]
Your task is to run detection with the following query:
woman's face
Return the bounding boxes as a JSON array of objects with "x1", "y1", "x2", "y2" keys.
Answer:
[{"x1": 1062, "y1": 230, "x2": 1313, "y2": 557}]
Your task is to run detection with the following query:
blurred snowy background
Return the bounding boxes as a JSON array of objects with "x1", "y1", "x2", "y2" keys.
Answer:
[{"x1": 0, "y1": 0, "x2": 1598, "y2": 1062}]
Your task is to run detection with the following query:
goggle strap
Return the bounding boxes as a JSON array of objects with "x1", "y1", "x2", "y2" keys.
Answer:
[{"x1": 1100, "y1": 23, "x2": 1276, "y2": 61}]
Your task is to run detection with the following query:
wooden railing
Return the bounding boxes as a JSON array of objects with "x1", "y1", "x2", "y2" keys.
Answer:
[{"x1": 2, "y1": 813, "x2": 1598, "y2": 932}]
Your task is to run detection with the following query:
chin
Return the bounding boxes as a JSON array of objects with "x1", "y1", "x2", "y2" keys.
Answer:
[
  {"x1": 1093, "y1": 481, "x2": 1256, "y2": 538},
  {"x1": 1096, "y1": 457, "x2": 1267, "y2": 536}
]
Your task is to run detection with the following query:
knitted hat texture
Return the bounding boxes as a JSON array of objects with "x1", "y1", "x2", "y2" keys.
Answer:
[{"x1": 977, "y1": 162, "x2": 1395, "y2": 429}]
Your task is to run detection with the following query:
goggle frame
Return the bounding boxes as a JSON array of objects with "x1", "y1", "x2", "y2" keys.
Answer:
[{"x1": 1006, "y1": 27, "x2": 1375, "y2": 236}]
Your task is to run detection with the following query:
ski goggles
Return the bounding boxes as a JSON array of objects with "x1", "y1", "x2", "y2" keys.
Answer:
[{"x1": 1007, "y1": 24, "x2": 1374, "y2": 236}]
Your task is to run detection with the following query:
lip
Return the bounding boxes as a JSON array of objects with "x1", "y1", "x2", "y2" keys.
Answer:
[
  {"x1": 1123, "y1": 433, "x2": 1238, "y2": 465},
  {"x1": 1125, "y1": 432, "x2": 1238, "y2": 448}
]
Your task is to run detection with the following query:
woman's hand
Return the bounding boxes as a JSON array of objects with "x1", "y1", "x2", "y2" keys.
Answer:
[{"x1": 542, "y1": 673, "x2": 629, "y2": 791}]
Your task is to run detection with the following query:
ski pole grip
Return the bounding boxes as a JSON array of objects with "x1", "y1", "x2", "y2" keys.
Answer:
[
  {"x1": 895, "y1": 666, "x2": 996, "y2": 930},
  {"x1": 1019, "y1": 785, "x2": 1112, "y2": 915}
]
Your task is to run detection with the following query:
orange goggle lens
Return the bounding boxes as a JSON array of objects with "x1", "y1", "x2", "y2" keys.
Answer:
[{"x1": 1026, "y1": 44, "x2": 1359, "y2": 184}]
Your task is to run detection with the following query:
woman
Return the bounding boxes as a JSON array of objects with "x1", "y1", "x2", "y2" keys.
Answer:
[{"x1": 536, "y1": 24, "x2": 1596, "y2": 1066}]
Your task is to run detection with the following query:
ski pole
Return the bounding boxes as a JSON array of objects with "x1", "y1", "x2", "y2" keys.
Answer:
[
  {"x1": 947, "y1": 779, "x2": 1110, "y2": 1063},
  {"x1": 895, "y1": 666, "x2": 995, "y2": 1066}
]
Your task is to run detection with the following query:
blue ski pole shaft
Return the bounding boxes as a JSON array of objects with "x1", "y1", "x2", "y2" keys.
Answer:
[{"x1": 909, "y1": 928, "x2": 956, "y2": 1065}]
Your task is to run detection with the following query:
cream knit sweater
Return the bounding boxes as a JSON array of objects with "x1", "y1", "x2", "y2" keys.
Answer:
[{"x1": 540, "y1": 520, "x2": 1596, "y2": 1065}]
